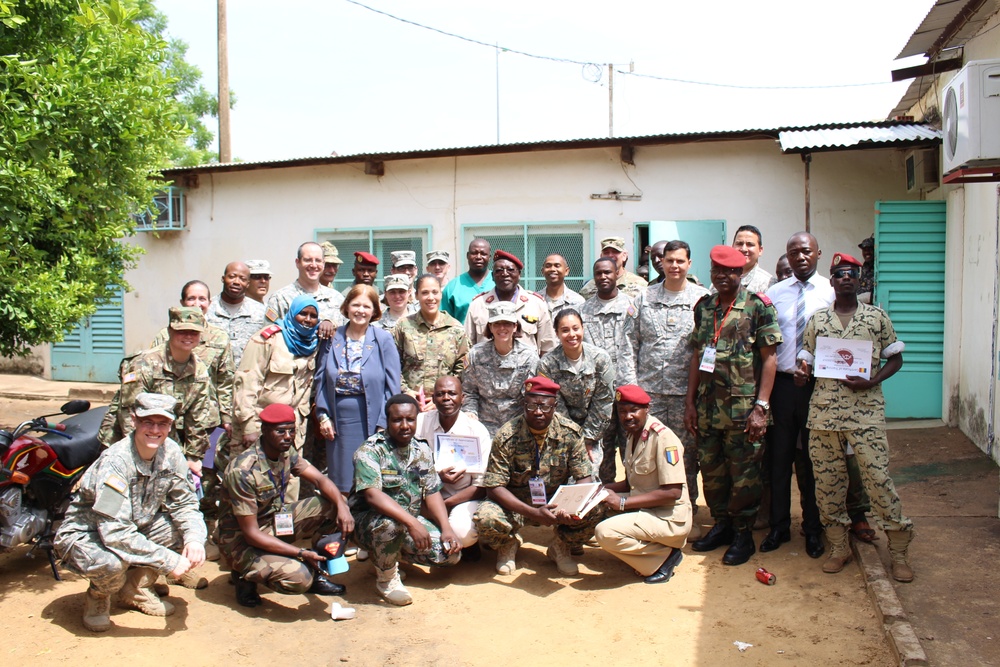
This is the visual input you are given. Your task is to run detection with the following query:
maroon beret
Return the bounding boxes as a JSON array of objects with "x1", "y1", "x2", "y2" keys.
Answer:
[
  {"x1": 615, "y1": 384, "x2": 651, "y2": 406},
  {"x1": 259, "y1": 403, "x2": 296, "y2": 425},
  {"x1": 830, "y1": 252, "x2": 863, "y2": 270},
  {"x1": 524, "y1": 375, "x2": 559, "y2": 396},
  {"x1": 493, "y1": 250, "x2": 523, "y2": 270},
  {"x1": 354, "y1": 251, "x2": 379, "y2": 266},
  {"x1": 709, "y1": 245, "x2": 746, "y2": 269}
]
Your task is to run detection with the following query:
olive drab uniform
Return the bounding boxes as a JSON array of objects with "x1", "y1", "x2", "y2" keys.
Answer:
[
  {"x1": 392, "y1": 310, "x2": 470, "y2": 396},
  {"x1": 461, "y1": 339, "x2": 540, "y2": 438},
  {"x1": 688, "y1": 289, "x2": 782, "y2": 530},
  {"x1": 349, "y1": 432, "x2": 460, "y2": 571},
  {"x1": 217, "y1": 444, "x2": 337, "y2": 594},
  {"x1": 464, "y1": 289, "x2": 557, "y2": 354},
  {"x1": 98, "y1": 346, "x2": 215, "y2": 460},
  {"x1": 55, "y1": 434, "x2": 207, "y2": 596}
]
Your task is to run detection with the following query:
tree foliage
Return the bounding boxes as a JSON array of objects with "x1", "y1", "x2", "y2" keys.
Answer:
[{"x1": 0, "y1": 0, "x2": 184, "y2": 357}]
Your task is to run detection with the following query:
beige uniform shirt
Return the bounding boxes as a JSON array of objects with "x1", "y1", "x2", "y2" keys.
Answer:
[
  {"x1": 464, "y1": 288, "x2": 557, "y2": 354},
  {"x1": 624, "y1": 416, "x2": 690, "y2": 523}
]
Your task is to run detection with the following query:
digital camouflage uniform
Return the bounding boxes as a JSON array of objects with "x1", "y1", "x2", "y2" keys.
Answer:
[
  {"x1": 689, "y1": 289, "x2": 782, "y2": 530},
  {"x1": 98, "y1": 345, "x2": 215, "y2": 460},
  {"x1": 55, "y1": 434, "x2": 207, "y2": 596},
  {"x1": 465, "y1": 289, "x2": 557, "y2": 354},
  {"x1": 578, "y1": 270, "x2": 648, "y2": 300},
  {"x1": 629, "y1": 281, "x2": 709, "y2": 503},
  {"x1": 474, "y1": 413, "x2": 600, "y2": 550},
  {"x1": 392, "y1": 310, "x2": 470, "y2": 396},
  {"x1": 205, "y1": 295, "x2": 266, "y2": 367},
  {"x1": 536, "y1": 287, "x2": 584, "y2": 318},
  {"x1": 265, "y1": 280, "x2": 345, "y2": 327},
  {"x1": 800, "y1": 304, "x2": 912, "y2": 533},
  {"x1": 349, "y1": 432, "x2": 460, "y2": 571},
  {"x1": 461, "y1": 339, "x2": 539, "y2": 437},
  {"x1": 372, "y1": 302, "x2": 418, "y2": 332},
  {"x1": 218, "y1": 444, "x2": 336, "y2": 594}
]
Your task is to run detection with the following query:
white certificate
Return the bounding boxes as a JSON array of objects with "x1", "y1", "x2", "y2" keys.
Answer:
[
  {"x1": 813, "y1": 337, "x2": 873, "y2": 380},
  {"x1": 433, "y1": 434, "x2": 484, "y2": 474}
]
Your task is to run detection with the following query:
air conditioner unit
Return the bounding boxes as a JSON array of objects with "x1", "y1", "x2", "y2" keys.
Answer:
[
  {"x1": 942, "y1": 59, "x2": 1000, "y2": 175},
  {"x1": 905, "y1": 147, "x2": 939, "y2": 192}
]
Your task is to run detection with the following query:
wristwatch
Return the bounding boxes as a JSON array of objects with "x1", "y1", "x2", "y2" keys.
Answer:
[{"x1": 755, "y1": 399, "x2": 770, "y2": 412}]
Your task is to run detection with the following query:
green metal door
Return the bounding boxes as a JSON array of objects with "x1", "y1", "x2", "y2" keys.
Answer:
[
  {"x1": 647, "y1": 220, "x2": 728, "y2": 287},
  {"x1": 875, "y1": 200, "x2": 946, "y2": 419},
  {"x1": 51, "y1": 288, "x2": 125, "y2": 382}
]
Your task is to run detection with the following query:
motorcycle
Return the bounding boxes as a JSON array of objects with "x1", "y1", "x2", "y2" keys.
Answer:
[{"x1": 0, "y1": 400, "x2": 107, "y2": 579}]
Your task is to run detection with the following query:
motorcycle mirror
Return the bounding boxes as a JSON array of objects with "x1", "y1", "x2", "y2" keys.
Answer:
[{"x1": 59, "y1": 399, "x2": 91, "y2": 415}]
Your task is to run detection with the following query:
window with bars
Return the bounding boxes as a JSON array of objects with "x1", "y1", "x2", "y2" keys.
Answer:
[
  {"x1": 133, "y1": 187, "x2": 185, "y2": 231},
  {"x1": 315, "y1": 226, "x2": 431, "y2": 293},
  {"x1": 461, "y1": 221, "x2": 593, "y2": 293}
]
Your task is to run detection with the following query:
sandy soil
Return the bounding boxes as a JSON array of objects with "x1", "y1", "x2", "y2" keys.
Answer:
[{"x1": 0, "y1": 398, "x2": 893, "y2": 666}]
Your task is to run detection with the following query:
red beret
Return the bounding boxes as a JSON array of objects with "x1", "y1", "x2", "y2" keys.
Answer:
[
  {"x1": 354, "y1": 251, "x2": 379, "y2": 266},
  {"x1": 615, "y1": 384, "x2": 651, "y2": 406},
  {"x1": 259, "y1": 403, "x2": 296, "y2": 425},
  {"x1": 830, "y1": 252, "x2": 863, "y2": 270},
  {"x1": 524, "y1": 375, "x2": 559, "y2": 396},
  {"x1": 493, "y1": 250, "x2": 523, "y2": 270},
  {"x1": 710, "y1": 245, "x2": 746, "y2": 269}
]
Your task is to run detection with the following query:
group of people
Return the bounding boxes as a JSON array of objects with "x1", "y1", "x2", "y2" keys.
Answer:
[{"x1": 55, "y1": 229, "x2": 914, "y2": 631}]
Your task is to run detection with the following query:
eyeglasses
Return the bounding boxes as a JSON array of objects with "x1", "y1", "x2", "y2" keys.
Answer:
[
  {"x1": 831, "y1": 268, "x2": 860, "y2": 279},
  {"x1": 494, "y1": 266, "x2": 519, "y2": 274},
  {"x1": 138, "y1": 418, "x2": 172, "y2": 431},
  {"x1": 250, "y1": 275, "x2": 270, "y2": 281},
  {"x1": 524, "y1": 401, "x2": 555, "y2": 414}
]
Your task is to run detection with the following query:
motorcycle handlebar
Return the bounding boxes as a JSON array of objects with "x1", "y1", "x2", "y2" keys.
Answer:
[{"x1": 35, "y1": 427, "x2": 72, "y2": 439}]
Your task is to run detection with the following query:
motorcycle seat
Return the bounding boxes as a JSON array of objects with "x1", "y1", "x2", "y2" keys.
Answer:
[{"x1": 42, "y1": 406, "x2": 109, "y2": 471}]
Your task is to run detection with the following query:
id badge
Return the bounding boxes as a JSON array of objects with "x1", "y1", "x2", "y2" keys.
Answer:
[
  {"x1": 274, "y1": 512, "x2": 294, "y2": 536},
  {"x1": 699, "y1": 346, "x2": 717, "y2": 372},
  {"x1": 528, "y1": 476, "x2": 547, "y2": 506}
]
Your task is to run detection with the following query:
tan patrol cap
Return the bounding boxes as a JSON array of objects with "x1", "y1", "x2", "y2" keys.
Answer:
[
  {"x1": 600, "y1": 237, "x2": 627, "y2": 252},
  {"x1": 320, "y1": 241, "x2": 343, "y2": 265}
]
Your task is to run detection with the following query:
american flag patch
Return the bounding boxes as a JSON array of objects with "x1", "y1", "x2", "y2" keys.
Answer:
[{"x1": 664, "y1": 446, "x2": 679, "y2": 465}]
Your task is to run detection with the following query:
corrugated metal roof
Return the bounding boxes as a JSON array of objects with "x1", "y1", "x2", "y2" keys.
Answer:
[
  {"x1": 778, "y1": 124, "x2": 941, "y2": 153},
  {"x1": 888, "y1": 76, "x2": 937, "y2": 119},
  {"x1": 896, "y1": 0, "x2": 1000, "y2": 59}
]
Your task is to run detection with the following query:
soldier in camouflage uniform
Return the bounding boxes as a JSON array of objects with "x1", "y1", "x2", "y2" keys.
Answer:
[
  {"x1": 578, "y1": 237, "x2": 648, "y2": 300},
  {"x1": 99, "y1": 308, "x2": 216, "y2": 473},
  {"x1": 265, "y1": 241, "x2": 346, "y2": 336},
  {"x1": 798, "y1": 252, "x2": 914, "y2": 582},
  {"x1": 685, "y1": 246, "x2": 781, "y2": 566},
  {"x1": 536, "y1": 253, "x2": 585, "y2": 317},
  {"x1": 474, "y1": 377, "x2": 603, "y2": 577},
  {"x1": 629, "y1": 241, "x2": 709, "y2": 506},
  {"x1": 205, "y1": 261, "x2": 266, "y2": 367},
  {"x1": 461, "y1": 301, "x2": 539, "y2": 437},
  {"x1": 55, "y1": 393, "x2": 207, "y2": 632},
  {"x1": 373, "y1": 274, "x2": 418, "y2": 331},
  {"x1": 350, "y1": 395, "x2": 462, "y2": 606},
  {"x1": 219, "y1": 403, "x2": 353, "y2": 607}
]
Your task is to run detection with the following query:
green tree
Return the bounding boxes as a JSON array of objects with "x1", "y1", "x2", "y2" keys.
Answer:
[{"x1": 0, "y1": 0, "x2": 184, "y2": 357}]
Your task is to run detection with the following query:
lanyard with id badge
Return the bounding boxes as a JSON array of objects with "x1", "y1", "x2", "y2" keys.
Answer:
[
  {"x1": 259, "y1": 447, "x2": 293, "y2": 536},
  {"x1": 528, "y1": 439, "x2": 547, "y2": 506},
  {"x1": 700, "y1": 298, "x2": 737, "y2": 373}
]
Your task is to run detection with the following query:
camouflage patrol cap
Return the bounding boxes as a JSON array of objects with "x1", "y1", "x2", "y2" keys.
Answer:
[
  {"x1": 320, "y1": 241, "x2": 344, "y2": 265},
  {"x1": 487, "y1": 300, "x2": 519, "y2": 324},
  {"x1": 246, "y1": 259, "x2": 272, "y2": 276},
  {"x1": 133, "y1": 392, "x2": 177, "y2": 420},
  {"x1": 383, "y1": 274, "x2": 411, "y2": 292},
  {"x1": 426, "y1": 250, "x2": 451, "y2": 264},
  {"x1": 600, "y1": 237, "x2": 627, "y2": 252},
  {"x1": 391, "y1": 250, "x2": 417, "y2": 268},
  {"x1": 169, "y1": 306, "x2": 206, "y2": 332}
]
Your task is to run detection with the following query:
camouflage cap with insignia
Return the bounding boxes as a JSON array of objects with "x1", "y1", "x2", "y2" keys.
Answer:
[
  {"x1": 133, "y1": 392, "x2": 177, "y2": 420},
  {"x1": 487, "y1": 300, "x2": 519, "y2": 324},
  {"x1": 426, "y1": 250, "x2": 451, "y2": 264},
  {"x1": 169, "y1": 306, "x2": 206, "y2": 332},
  {"x1": 383, "y1": 274, "x2": 411, "y2": 291},
  {"x1": 600, "y1": 236, "x2": 627, "y2": 252},
  {"x1": 320, "y1": 241, "x2": 343, "y2": 265},
  {"x1": 391, "y1": 250, "x2": 417, "y2": 268},
  {"x1": 246, "y1": 259, "x2": 272, "y2": 276}
]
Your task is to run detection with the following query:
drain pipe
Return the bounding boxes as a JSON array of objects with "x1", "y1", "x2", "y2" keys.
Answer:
[
  {"x1": 802, "y1": 153, "x2": 812, "y2": 232},
  {"x1": 989, "y1": 185, "x2": 1000, "y2": 460}
]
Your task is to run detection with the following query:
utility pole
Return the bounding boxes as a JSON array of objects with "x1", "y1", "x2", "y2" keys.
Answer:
[
  {"x1": 608, "y1": 64, "x2": 614, "y2": 138},
  {"x1": 217, "y1": 0, "x2": 231, "y2": 163}
]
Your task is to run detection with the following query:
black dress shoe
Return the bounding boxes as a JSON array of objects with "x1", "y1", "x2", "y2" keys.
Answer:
[
  {"x1": 691, "y1": 523, "x2": 734, "y2": 552},
  {"x1": 805, "y1": 533, "x2": 826, "y2": 559},
  {"x1": 462, "y1": 543, "x2": 482, "y2": 562},
  {"x1": 645, "y1": 548, "x2": 684, "y2": 584},
  {"x1": 722, "y1": 530, "x2": 756, "y2": 565},
  {"x1": 234, "y1": 575, "x2": 262, "y2": 607},
  {"x1": 759, "y1": 528, "x2": 791, "y2": 552},
  {"x1": 309, "y1": 576, "x2": 347, "y2": 596}
]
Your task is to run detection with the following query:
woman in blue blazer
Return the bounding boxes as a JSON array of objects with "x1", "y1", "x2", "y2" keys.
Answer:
[{"x1": 316, "y1": 284, "x2": 401, "y2": 492}]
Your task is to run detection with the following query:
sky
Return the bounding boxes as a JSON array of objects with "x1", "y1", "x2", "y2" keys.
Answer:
[{"x1": 157, "y1": 0, "x2": 935, "y2": 163}]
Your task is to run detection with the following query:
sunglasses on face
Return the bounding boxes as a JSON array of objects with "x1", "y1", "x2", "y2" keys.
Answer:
[{"x1": 832, "y1": 268, "x2": 860, "y2": 279}]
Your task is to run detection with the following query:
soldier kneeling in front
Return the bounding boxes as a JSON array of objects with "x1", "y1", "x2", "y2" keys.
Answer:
[
  {"x1": 218, "y1": 403, "x2": 354, "y2": 607},
  {"x1": 55, "y1": 393, "x2": 208, "y2": 632}
]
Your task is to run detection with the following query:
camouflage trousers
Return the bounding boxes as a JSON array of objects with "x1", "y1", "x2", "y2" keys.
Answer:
[
  {"x1": 649, "y1": 394, "x2": 699, "y2": 506},
  {"x1": 599, "y1": 413, "x2": 625, "y2": 484},
  {"x1": 222, "y1": 496, "x2": 337, "y2": 595},
  {"x1": 809, "y1": 427, "x2": 912, "y2": 533},
  {"x1": 57, "y1": 513, "x2": 184, "y2": 596},
  {"x1": 352, "y1": 510, "x2": 461, "y2": 571},
  {"x1": 697, "y1": 428, "x2": 761, "y2": 530},
  {"x1": 217, "y1": 434, "x2": 305, "y2": 505},
  {"x1": 473, "y1": 498, "x2": 605, "y2": 550}
]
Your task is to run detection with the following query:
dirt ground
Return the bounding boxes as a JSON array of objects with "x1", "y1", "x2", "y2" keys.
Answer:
[{"x1": 0, "y1": 398, "x2": 894, "y2": 667}]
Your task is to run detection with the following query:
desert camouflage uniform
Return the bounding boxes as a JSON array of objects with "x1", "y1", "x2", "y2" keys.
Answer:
[
  {"x1": 461, "y1": 339, "x2": 539, "y2": 437},
  {"x1": 474, "y1": 413, "x2": 601, "y2": 549},
  {"x1": 393, "y1": 310, "x2": 470, "y2": 396},
  {"x1": 151, "y1": 324, "x2": 235, "y2": 429},
  {"x1": 800, "y1": 304, "x2": 911, "y2": 533},
  {"x1": 98, "y1": 346, "x2": 215, "y2": 460},
  {"x1": 536, "y1": 287, "x2": 584, "y2": 317},
  {"x1": 265, "y1": 280, "x2": 345, "y2": 327},
  {"x1": 205, "y1": 295, "x2": 266, "y2": 367},
  {"x1": 710, "y1": 263, "x2": 775, "y2": 295},
  {"x1": 689, "y1": 289, "x2": 782, "y2": 530},
  {"x1": 465, "y1": 288, "x2": 557, "y2": 354},
  {"x1": 55, "y1": 434, "x2": 206, "y2": 595},
  {"x1": 349, "y1": 433, "x2": 460, "y2": 570},
  {"x1": 629, "y1": 281, "x2": 709, "y2": 502},
  {"x1": 579, "y1": 270, "x2": 648, "y2": 300},
  {"x1": 217, "y1": 444, "x2": 336, "y2": 593}
]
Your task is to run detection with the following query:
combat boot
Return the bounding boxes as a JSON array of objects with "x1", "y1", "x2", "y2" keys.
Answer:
[
  {"x1": 375, "y1": 564, "x2": 412, "y2": 606},
  {"x1": 495, "y1": 534, "x2": 521, "y2": 575},
  {"x1": 722, "y1": 529, "x2": 755, "y2": 566},
  {"x1": 547, "y1": 539, "x2": 579, "y2": 576},
  {"x1": 691, "y1": 521, "x2": 733, "y2": 552},
  {"x1": 822, "y1": 525, "x2": 853, "y2": 574},
  {"x1": 82, "y1": 586, "x2": 111, "y2": 632},
  {"x1": 118, "y1": 567, "x2": 175, "y2": 616},
  {"x1": 167, "y1": 569, "x2": 208, "y2": 589},
  {"x1": 887, "y1": 529, "x2": 915, "y2": 583}
]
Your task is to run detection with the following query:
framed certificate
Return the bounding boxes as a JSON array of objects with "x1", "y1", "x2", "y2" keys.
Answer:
[
  {"x1": 814, "y1": 337, "x2": 873, "y2": 380},
  {"x1": 433, "y1": 434, "x2": 484, "y2": 474}
]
